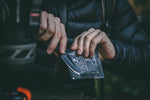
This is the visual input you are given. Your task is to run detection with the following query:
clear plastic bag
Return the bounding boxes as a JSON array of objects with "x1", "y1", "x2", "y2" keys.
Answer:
[{"x1": 61, "y1": 49, "x2": 104, "y2": 80}]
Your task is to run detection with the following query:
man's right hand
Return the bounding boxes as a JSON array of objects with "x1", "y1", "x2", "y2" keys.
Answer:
[{"x1": 39, "y1": 11, "x2": 67, "y2": 55}]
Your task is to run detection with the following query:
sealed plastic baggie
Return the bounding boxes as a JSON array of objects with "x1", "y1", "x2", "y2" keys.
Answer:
[{"x1": 61, "y1": 48, "x2": 104, "y2": 80}]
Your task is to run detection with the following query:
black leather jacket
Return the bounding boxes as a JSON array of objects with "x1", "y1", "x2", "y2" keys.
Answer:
[{"x1": 37, "y1": 0, "x2": 150, "y2": 79}]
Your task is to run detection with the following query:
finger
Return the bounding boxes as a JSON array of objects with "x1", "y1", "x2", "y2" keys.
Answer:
[
  {"x1": 77, "y1": 28, "x2": 95, "y2": 55},
  {"x1": 71, "y1": 31, "x2": 87, "y2": 52},
  {"x1": 47, "y1": 34, "x2": 60, "y2": 54},
  {"x1": 39, "y1": 31, "x2": 53, "y2": 41},
  {"x1": 76, "y1": 31, "x2": 87, "y2": 55},
  {"x1": 89, "y1": 32, "x2": 103, "y2": 57},
  {"x1": 39, "y1": 11, "x2": 48, "y2": 34},
  {"x1": 70, "y1": 34, "x2": 83, "y2": 51},
  {"x1": 70, "y1": 37, "x2": 78, "y2": 50},
  {"x1": 40, "y1": 14, "x2": 55, "y2": 41},
  {"x1": 47, "y1": 17, "x2": 61, "y2": 54},
  {"x1": 59, "y1": 23, "x2": 67, "y2": 54},
  {"x1": 83, "y1": 29, "x2": 101, "y2": 57},
  {"x1": 48, "y1": 14, "x2": 55, "y2": 33},
  {"x1": 70, "y1": 28, "x2": 95, "y2": 51}
]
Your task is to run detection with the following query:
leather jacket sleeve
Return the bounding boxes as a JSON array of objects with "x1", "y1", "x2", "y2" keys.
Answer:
[{"x1": 104, "y1": 0, "x2": 150, "y2": 78}]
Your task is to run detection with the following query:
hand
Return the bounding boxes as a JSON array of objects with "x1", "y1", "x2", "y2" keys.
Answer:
[
  {"x1": 39, "y1": 11, "x2": 67, "y2": 54},
  {"x1": 70, "y1": 28, "x2": 115, "y2": 61}
]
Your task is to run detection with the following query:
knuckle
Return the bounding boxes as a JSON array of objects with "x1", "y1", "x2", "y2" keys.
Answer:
[
  {"x1": 74, "y1": 37, "x2": 78, "y2": 41},
  {"x1": 79, "y1": 36, "x2": 84, "y2": 41},
  {"x1": 61, "y1": 23, "x2": 66, "y2": 31},
  {"x1": 41, "y1": 11, "x2": 47, "y2": 15},
  {"x1": 89, "y1": 28, "x2": 95, "y2": 31},
  {"x1": 60, "y1": 23, "x2": 65, "y2": 28},
  {"x1": 55, "y1": 17, "x2": 61, "y2": 23},
  {"x1": 95, "y1": 29, "x2": 101, "y2": 33},
  {"x1": 82, "y1": 31, "x2": 87, "y2": 35},
  {"x1": 101, "y1": 32, "x2": 105, "y2": 34},
  {"x1": 48, "y1": 13, "x2": 54, "y2": 17},
  {"x1": 101, "y1": 32, "x2": 106, "y2": 37},
  {"x1": 56, "y1": 32, "x2": 61, "y2": 38},
  {"x1": 80, "y1": 35, "x2": 85, "y2": 39}
]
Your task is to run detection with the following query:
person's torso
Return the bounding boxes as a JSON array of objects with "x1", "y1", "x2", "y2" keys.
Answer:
[
  {"x1": 35, "y1": 0, "x2": 103, "y2": 91},
  {"x1": 42, "y1": 0, "x2": 103, "y2": 38}
]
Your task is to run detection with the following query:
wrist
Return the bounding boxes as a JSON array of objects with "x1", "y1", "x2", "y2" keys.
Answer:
[{"x1": 98, "y1": 40, "x2": 116, "y2": 61}]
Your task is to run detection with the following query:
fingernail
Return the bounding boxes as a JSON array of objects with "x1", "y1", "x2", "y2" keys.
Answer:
[
  {"x1": 61, "y1": 49, "x2": 65, "y2": 54},
  {"x1": 47, "y1": 48, "x2": 52, "y2": 54},
  {"x1": 84, "y1": 53, "x2": 88, "y2": 57},
  {"x1": 77, "y1": 50, "x2": 81, "y2": 55}
]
